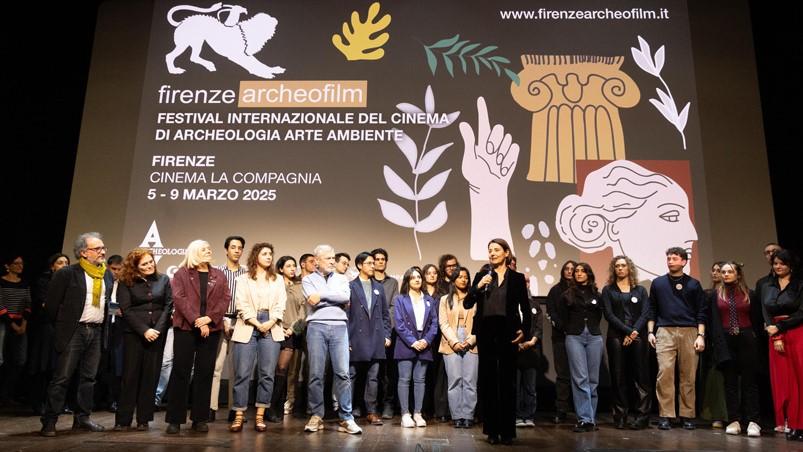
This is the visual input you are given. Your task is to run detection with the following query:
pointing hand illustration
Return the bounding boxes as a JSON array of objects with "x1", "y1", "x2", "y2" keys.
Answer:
[{"x1": 459, "y1": 96, "x2": 519, "y2": 194}]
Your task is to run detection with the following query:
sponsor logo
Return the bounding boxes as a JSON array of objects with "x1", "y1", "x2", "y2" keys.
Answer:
[{"x1": 140, "y1": 221, "x2": 185, "y2": 276}]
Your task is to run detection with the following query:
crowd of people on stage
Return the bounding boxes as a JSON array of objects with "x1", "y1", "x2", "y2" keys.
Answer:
[{"x1": 1, "y1": 233, "x2": 802, "y2": 445}]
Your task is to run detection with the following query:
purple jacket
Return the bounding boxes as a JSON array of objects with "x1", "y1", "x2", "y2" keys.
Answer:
[{"x1": 393, "y1": 293, "x2": 439, "y2": 361}]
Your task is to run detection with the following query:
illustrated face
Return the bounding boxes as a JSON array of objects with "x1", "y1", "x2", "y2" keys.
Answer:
[
  {"x1": 773, "y1": 257, "x2": 791, "y2": 278},
  {"x1": 52, "y1": 256, "x2": 69, "y2": 272},
  {"x1": 335, "y1": 256, "x2": 350, "y2": 274},
  {"x1": 81, "y1": 237, "x2": 107, "y2": 265},
  {"x1": 574, "y1": 265, "x2": 588, "y2": 284},
  {"x1": 373, "y1": 254, "x2": 387, "y2": 272},
  {"x1": 666, "y1": 253, "x2": 687, "y2": 274},
  {"x1": 424, "y1": 266, "x2": 439, "y2": 284},
  {"x1": 614, "y1": 258, "x2": 629, "y2": 280},
  {"x1": 488, "y1": 242, "x2": 509, "y2": 266},
  {"x1": 316, "y1": 250, "x2": 336, "y2": 275},
  {"x1": 562, "y1": 262, "x2": 575, "y2": 281},
  {"x1": 454, "y1": 270, "x2": 469, "y2": 291},
  {"x1": 408, "y1": 271, "x2": 423, "y2": 291},
  {"x1": 764, "y1": 244, "x2": 781, "y2": 265},
  {"x1": 616, "y1": 183, "x2": 697, "y2": 279},
  {"x1": 280, "y1": 260, "x2": 296, "y2": 279},
  {"x1": 710, "y1": 264, "x2": 721, "y2": 284},
  {"x1": 138, "y1": 253, "x2": 156, "y2": 276},
  {"x1": 257, "y1": 247, "x2": 273, "y2": 270},
  {"x1": 226, "y1": 239, "x2": 244, "y2": 264},
  {"x1": 719, "y1": 264, "x2": 738, "y2": 284},
  {"x1": 359, "y1": 257, "x2": 375, "y2": 278},
  {"x1": 109, "y1": 262, "x2": 123, "y2": 280}
]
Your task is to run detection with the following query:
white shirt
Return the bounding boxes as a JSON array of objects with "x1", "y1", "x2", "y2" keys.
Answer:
[
  {"x1": 412, "y1": 294, "x2": 425, "y2": 331},
  {"x1": 79, "y1": 273, "x2": 106, "y2": 323}
]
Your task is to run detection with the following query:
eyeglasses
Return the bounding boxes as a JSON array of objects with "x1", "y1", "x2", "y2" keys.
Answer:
[{"x1": 86, "y1": 246, "x2": 107, "y2": 253}]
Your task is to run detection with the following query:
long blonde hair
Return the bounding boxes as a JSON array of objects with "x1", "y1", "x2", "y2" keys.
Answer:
[{"x1": 716, "y1": 261, "x2": 750, "y2": 304}]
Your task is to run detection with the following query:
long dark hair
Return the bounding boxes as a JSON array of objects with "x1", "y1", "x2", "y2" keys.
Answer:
[
  {"x1": 422, "y1": 263, "x2": 440, "y2": 295},
  {"x1": 400, "y1": 266, "x2": 423, "y2": 295},
  {"x1": 567, "y1": 262, "x2": 599, "y2": 304},
  {"x1": 488, "y1": 238, "x2": 513, "y2": 265},
  {"x1": 559, "y1": 259, "x2": 577, "y2": 286},
  {"x1": 446, "y1": 266, "x2": 471, "y2": 309},
  {"x1": 275, "y1": 255, "x2": 299, "y2": 283}
]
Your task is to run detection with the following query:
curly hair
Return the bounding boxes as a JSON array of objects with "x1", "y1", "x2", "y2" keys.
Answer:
[
  {"x1": 606, "y1": 255, "x2": 638, "y2": 287},
  {"x1": 120, "y1": 248, "x2": 158, "y2": 287},
  {"x1": 246, "y1": 242, "x2": 277, "y2": 281}
]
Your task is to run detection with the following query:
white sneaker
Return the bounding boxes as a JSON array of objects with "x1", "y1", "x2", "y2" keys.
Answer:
[
  {"x1": 401, "y1": 413, "x2": 415, "y2": 428},
  {"x1": 413, "y1": 413, "x2": 426, "y2": 427},
  {"x1": 725, "y1": 421, "x2": 741, "y2": 435},
  {"x1": 524, "y1": 419, "x2": 535, "y2": 427},
  {"x1": 515, "y1": 418, "x2": 526, "y2": 427},
  {"x1": 747, "y1": 422, "x2": 761, "y2": 437},
  {"x1": 338, "y1": 419, "x2": 363, "y2": 434},
  {"x1": 304, "y1": 415, "x2": 324, "y2": 432}
]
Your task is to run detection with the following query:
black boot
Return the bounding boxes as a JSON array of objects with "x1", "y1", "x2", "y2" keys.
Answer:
[{"x1": 269, "y1": 374, "x2": 287, "y2": 422}]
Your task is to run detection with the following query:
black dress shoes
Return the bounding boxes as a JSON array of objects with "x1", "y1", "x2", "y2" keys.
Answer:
[
  {"x1": 208, "y1": 409, "x2": 216, "y2": 422},
  {"x1": 657, "y1": 417, "x2": 672, "y2": 430},
  {"x1": 165, "y1": 423, "x2": 180, "y2": 434},
  {"x1": 787, "y1": 429, "x2": 803, "y2": 441},
  {"x1": 191, "y1": 421, "x2": 209, "y2": 432},
  {"x1": 681, "y1": 418, "x2": 696, "y2": 430},
  {"x1": 40, "y1": 421, "x2": 56, "y2": 437},
  {"x1": 73, "y1": 417, "x2": 105, "y2": 432},
  {"x1": 628, "y1": 416, "x2": 649, "y2": 430},
  {"x1": 573, "y1": 421, "x2": 596, "y2": 432}
]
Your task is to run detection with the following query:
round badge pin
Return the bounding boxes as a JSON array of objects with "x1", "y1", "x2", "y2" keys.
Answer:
[
  {"x1": 675, "y1": 283, "x2": 683, "y2": 290},
  {"x1": 531, "y1": 307, "x2": 537, "y2": 315},
  {"x1": 591, "y1": 299, "x2": 597, "y2": 305},
  {"x1": 631, "y1": 296, "x2": 638, "y2": 303}
]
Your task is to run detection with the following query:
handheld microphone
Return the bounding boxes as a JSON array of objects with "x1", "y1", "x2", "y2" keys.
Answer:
[{"x1": 484, "y1": 262, "x2": 493, "y2": 293}]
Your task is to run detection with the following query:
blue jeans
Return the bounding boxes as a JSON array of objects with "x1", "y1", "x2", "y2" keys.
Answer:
[
  {"x1": 516, "y1": 367, "x2": 537, "y2": 420},
  {"x1": 443, "y1": 352, "x2": 478, "y2": 420},
  {"x1": 565, "y1": 328, "x2": 604, "y2": 423},
  {"x1": 306, "y1": 322, "x2": 352, "y2": 420},
  {"x1": 232, "y1": 311, "x2": 281, "y2": 410},
  {"x1": 397, "y1": 359, "x2": 428, "y2": 414}
]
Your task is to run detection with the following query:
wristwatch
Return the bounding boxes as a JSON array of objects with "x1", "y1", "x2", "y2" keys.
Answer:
[{"x1": 697, "y1": 332, "x2": 705, "y2": 337}]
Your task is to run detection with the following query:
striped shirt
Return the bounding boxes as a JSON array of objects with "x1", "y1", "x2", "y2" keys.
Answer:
[
  {"x1": 0, "y1": 278, "x2": 32, "y2": 320},
  {"x1": 216, "y1": 264, "x2": 247, "y2": 316}
]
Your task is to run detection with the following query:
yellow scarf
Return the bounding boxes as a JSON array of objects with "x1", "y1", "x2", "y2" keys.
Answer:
[{"x1": 79, "y1": 258, "x2": 106, "y2": 307}]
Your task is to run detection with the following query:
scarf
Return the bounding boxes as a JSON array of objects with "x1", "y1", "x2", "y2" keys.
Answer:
[{"x1": 79, "y1": 258, "x2": 106, "y2": 307}]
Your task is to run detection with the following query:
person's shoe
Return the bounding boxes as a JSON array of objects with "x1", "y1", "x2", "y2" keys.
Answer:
[
  {"x1": 254, "y1": 407, "x2": 267, "y2": 432},
  {"x1": 136, "y1": 422, "x2": 149, "y2": 431},
  {"x1": 191, "y1": 421, "x2": 208, "y2": 432},
  {"x1": 487, "y1": 434, "x2": 500, "y2": 445},
  {"x1": 229, "y1": 411, "x2": 245, "y2": 432},
  {"x1": 401, "y1": 413, "x2": 415, "y2": 428},
  {"x1": 725, "y1": 421, "x2": 741, "y2": 435},
  {"x1": 112, "y1": 424, "x2": 129, "y2": 432},
  {"x1": 367, "y1": 413, "x2": 383, "y2": 425},
  {"x1": 657, "y1": 417, "x2": 672, "y2": 430},
  {"x1": 266, "y1": 412, "x2": 282, "y2": 423},
  {"x1": 553, "y1": 412, "x2": 566, "y2": 424},
  {"x1": 165, "y1": 423, "x2": 180, "y2": 434},
  {"x1": 454, "y1": 419, "x2": 463, "y2": 428},
  {"x1": 464, "y1": 419, "x2": 474, "y2": 428},
  {"x1": 436, "y1": 415, "x2": 449, "y2": 423},
  {"x1": 787, "y1": 429, "x2": 803, "y2": 441},
  {"x1": 572, "y1": 421, "x2": 595, "y2": 432},
  {"x1": 304, "y1": 415, "x2": 324, "y2": 432},
  {"x1": 73, "y1": 417, "x2": 105, "y2": 432},
  {"x1": 40, "y1": 420, "x2": 57, "y2": 437},
  {"x1": 516, "y1": 418, "x2": 526, "y2": 427},
  {"x1": 614, "y1": 417, "x2": 626, "y2": 429},
  {"x1": 628, "y1": 416, "x2": 649, "y2": 430},
  {"x1": 352, "y1": 407, "x2": 362, "y2": 418},
  {"x1": 712, "y1": 420, "x2": 724, "y2": 429},
  {"x1": 524, "y1": 419, "x2": 535, "y2": 427},
  {"x1": 208, "y1": 409, "x2": 216, "y2": 422},
  {"x1": 747, "y1": 422, "x2": 761, "y2": 437},
  {"x1": 681, "y1": 418, "x2": 696, "y2": 430},
  {"x1": 338, "y1": 419, "x2": 362, "y2": 434},
  {"x1": 284, "y1": 399, "x2": 293, "y2": 415},
  {"x1": 382, "y1": 405, "x2": 394, "y2": 419},
  {"x1": 413, "y1": 413, "x2": 427, "y2": 427}
]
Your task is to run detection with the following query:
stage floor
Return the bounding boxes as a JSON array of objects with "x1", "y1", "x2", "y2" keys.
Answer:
[{"x1": 2, "y1": 409, "x2": 802, "y2": 452}]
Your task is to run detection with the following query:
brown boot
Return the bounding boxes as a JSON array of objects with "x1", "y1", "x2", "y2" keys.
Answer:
[
  {"x1": 255, "y1": 407, "x2": 267, "y2": 432},
  {"x1": 229, "y1": 411, "x2": 244, "y2": 432}
]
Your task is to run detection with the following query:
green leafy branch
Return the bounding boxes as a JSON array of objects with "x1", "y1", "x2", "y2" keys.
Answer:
[{"x1": 423, "y1": 34, "x2": 520, "y2": 85}]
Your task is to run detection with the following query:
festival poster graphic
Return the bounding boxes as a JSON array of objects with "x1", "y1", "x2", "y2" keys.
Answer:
[{"x1": 117, "y1": 0, "x2": 710, "y2": 291}]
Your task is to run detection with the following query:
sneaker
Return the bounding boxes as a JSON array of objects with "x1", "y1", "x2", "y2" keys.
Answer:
[
  {"x1": 747, "y1": 422, "x2": 761, "y2": 437},
  {"x1": 725, "y1": 421, "x2": 741, "y2": 435},
  {"x1": 413, "y1": 413, "x2": 426, "y2": 427},
  {"x1": 304, "y1": 415, "x2": 324, "y2": 432},
  {"x1": 712, "y1": 420, "x2": 724, "y2": 429},
  {"x1": 516, "y1": 418, "x2": 526, "y2": 427},
  {"x1": 338, "y1": 419, "x2": 363, "y2": 434},
  {"x1": 401, "y1": 413, "x2": 415, "y2": 428},
  {"x1": 524, "y1": 419, "x2": 535, "y2": 427}
]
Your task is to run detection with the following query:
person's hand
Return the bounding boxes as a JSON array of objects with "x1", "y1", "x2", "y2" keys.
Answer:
[
  {"x1": 629, "y1": 330, "x2": 639, "y2": 340},
  {"x1": 307, "y1": 293, "x2": 321, "y2": 306},
  {"x1": 453, "y1": 342, "x2": 466, "y2": 353},
  {"x1": 774, "y1": 339, "x2": 785, "y2": 353},
  {"x1": 17, "y1": 322, "x2": 27, "y2": 335},
  {"x1": 385, "y1": 338, "x2": 391, "y2": 348},
  {"x1": 648, "y1": 332, "x2": 656, "y2": 349},
  {"x1": 284, "y1": 327, "x2": 293, "y2": 337},
  {"x1": 459, "y1": 96, "x2": 519, "y2": 192},
  {"x1": 194, "y1": 316, "x2": 211, "y2": 328},
  {"x1": 623, "y1": 336, "x2": 633, "y2": 347},
  {"x1": 766, "y1": 325, "x2": 780, "y2": 336},
  {"x1": 511, "y1": 329, "x2": 524, "y2": 344},
  {"x1": 694, "y1": 335, "x2": 705, "y2": 352},
  {"x1": 144, "y1": 328, "x2": 160, "y2": 342},
  {"x1": 477, "y1": 274, "x2": 493, "y2": 290},
  {"x1": 199, "y1": 324, "x2": 210, "y2": 338}
]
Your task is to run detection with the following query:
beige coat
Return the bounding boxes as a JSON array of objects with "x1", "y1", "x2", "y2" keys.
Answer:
[
  {"x1": 438, "y1": 294, "x2": 477, "y2": 355},
  {"x1": 231, "y1": 273, "x2": 286, "y2": 343}
]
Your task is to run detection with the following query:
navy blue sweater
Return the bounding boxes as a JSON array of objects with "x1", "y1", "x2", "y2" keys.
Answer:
[{"x1": 646, "y1": 274, "x2": 707, "y2": 328}]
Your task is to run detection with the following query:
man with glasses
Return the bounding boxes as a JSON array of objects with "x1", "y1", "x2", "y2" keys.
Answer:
[
  {"x1": 347, "y1": 252, "x2": 391, "y2": 425},
  {"x1": 40, "y1": 232, "x2": 114, "y2": 436}
]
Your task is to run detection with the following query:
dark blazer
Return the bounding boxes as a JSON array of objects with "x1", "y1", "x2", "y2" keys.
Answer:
[
  {"x1": 170, "y1": 266, "x2": 230, "y2": 332},
  {"x1": 348, "y1": 277, "x2": 391, "y2": 362},
  {"x1": 118, "y1": 273, "x2": 174, "y2": 336},
  {"x1": 46, "y1": 263, "x2": 114, "y2": 353},
  {"x1": 708, "y1": 288, "x2": 758, "y2": 368},
  {"x1": 601, "y1": 284, "x2": 649, "y2": 337},
  {"x1": 546, "y1": 280, "x2": 570, "y2": 339},
  {"x1": 465, "y1": 269, "x2": 531, "y2": 342},
  {"x1": 517, "y1": 296, "x2": 545, "y2": 369},
  {"x1": 393, "y1": 293, "x2": 439, "y2": 361},
  {"x1": 557, "y1": 285, "x2": 603, "y2": 336}
]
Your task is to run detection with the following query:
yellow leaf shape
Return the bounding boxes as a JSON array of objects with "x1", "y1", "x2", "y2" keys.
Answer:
[{"x1": 332, "y1": 2, "x2": 391, "y2": 61}]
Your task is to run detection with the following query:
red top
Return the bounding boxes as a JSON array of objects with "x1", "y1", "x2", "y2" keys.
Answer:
[{"x1": 716, "y1": 287, "x2": 752, "y2": 329}]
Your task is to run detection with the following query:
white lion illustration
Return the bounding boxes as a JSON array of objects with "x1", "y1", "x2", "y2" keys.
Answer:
[{"x1": 165, "y1": 3, "x2": 285, "y2": 79}]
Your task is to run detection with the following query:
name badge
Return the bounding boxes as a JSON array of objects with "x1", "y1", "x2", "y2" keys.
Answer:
[
  {"x1": 591, "y1": 299, "x2": 597, "y2": 305},
  {"x1": 373, "y1": 289, "x2": 380, "y2": 295},
  {"x1": 631, "y1": 296, "x2": 638, "y2": 303},
  {"x1": 531, "y1": 307, "x2": 538, "y2": 315}
]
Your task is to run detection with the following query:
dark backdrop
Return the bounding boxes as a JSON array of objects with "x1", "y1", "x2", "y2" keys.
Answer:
[{"x1": 1, "y1": 0, "x2": 800, "y2": 277}]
